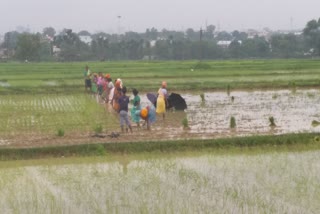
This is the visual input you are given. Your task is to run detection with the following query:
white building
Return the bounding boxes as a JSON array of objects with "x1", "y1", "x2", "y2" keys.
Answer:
[
  {"x1": 217, "y1": 41, "x2": 232, "y2": 48},
  {"x1": 79, "y1": 35, "x2": 92, "y2": 44}
]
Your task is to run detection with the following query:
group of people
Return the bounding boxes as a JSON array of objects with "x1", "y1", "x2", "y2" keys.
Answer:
[{"x1": 83, "y1": 65, "x2": 168, "y2": 132}]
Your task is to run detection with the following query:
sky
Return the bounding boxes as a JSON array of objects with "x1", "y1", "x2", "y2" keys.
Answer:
[{"x1": 1, "y1": 0, "x2": 320, "y2": 34}]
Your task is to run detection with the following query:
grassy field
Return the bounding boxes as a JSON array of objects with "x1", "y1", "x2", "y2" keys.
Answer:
[
  {"x1": 1, "y1": 59, "x2": 320, "y2": 95},
  {"x1": 1, "y1": 60, "x2": 320, "y2": 212},
  {"x1": 0, "y1": 94, "x2": 118, "y2": 137},
  {"x1": 0, "y1": 59, "x2": 320, "y2": 147}
]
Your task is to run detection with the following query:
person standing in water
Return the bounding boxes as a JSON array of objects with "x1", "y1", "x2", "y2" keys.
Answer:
[{"x1": 156, "y1": 81, "x2": 168, "y2": 120}]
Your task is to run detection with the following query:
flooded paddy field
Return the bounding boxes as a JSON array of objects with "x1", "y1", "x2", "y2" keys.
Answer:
[
  {"x1": 0, "y1": 89, "x2": 320, "y2": 147},
  {"x1": 138, "y1": 89, "x2": 320, "y2": 138},
  {"x1": 0, "y1": 149, "x2": 319, "y2": 213},
  {"x1": 183, "y1": 89, "x2": 320, "y2": 135}
]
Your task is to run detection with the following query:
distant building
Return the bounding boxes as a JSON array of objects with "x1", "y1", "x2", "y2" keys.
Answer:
[
  {"x1": 79, "y1": 35, "x2": 92, "y2": 44},
  {"x1": 0, "y1": 48, "x2": 8, "y2": 60},
  {"x1": 52, "y1": 46, "x2": 61, "y2": 56},
  {"x1": 217, "y1": 41, "x2": 232, "y2": 48}
]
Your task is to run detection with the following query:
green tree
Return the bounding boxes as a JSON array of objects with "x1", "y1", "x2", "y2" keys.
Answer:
[
  {"x1": 303, "y1": 18, "x2": 320, "y2": 55},
  {"x1": 186, "y1": 28, "x2": 198, "y2": 41},
  {"x1": 204, "y1": 25, "x2": 215, "y2": 40},
  {"x1": 15, "y1": 33, "x2": 41, "y2": 61},
  {"x1": 241, "y1": 37, "x2": 270, "y2": 58},
  {"x1": 270, "y1": 34, "x2": 303, "y2": 58},
  {"x1": 215, "y1": 31, "x2": 233, "y2": 41},
  {"x1": 78, "y1": 30, "x2": 91, "y2": 36},
  {"x1": 2, "y1": 31, "x2": 19, "y2": 50},
  {"x1": 53, "y1": 29, "x2": 90, "y2": 61},
  {"x1": 42, "y1": 27, "x2": 56, "y2": 38},
  {"x1": 228, "y1": 40, "x2": 243, "y2": 58},
  {"x1": 232, "y1": 30, "x2": 248, "y2": 41}
]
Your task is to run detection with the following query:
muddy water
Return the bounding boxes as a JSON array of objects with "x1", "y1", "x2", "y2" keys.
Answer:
[{"x1": 138, "y1": 89, "x2": 320, "y2": 138}]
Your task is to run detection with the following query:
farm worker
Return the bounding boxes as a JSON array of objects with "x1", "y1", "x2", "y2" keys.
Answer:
[
  {"x1": 130, "y1": 88, "x2": 141, "y2": 127},
  {"x1": 91, "y1": 73, "x2": 98, "y2": 95},
  {"x1": 139, "y1": 105, "x2": 156, "y2": 130},
  {"x1": 97, "y1": 72, "x2": 104, "y2": 96},
  {"x1": 101, "y1": 74, "x2": 110, "y2": 103},
  {"x1": 156, "y1": 81, "x2": 168, "y2": 120},
  {"x1": 112, "y1": 78, "x2": 123, "y2": 112},
  {"x1": 106, "y1": 78, "x2": 114, "y2": 104},
  {"x1": 84, "y1": 65, "x2": 92, "y2": 92},
  {"x1": 118, "y1": 86, "x2": 132, "y2": 133}
]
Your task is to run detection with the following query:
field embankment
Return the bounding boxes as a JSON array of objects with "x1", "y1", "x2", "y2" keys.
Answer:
[{"x1": 0, "y1": 133, "x2": 319, "y2": 160}]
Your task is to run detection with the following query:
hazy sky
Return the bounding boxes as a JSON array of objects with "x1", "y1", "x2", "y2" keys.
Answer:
[{"x1": 2, "y1": 0, "x2": 320, "y2": 34}]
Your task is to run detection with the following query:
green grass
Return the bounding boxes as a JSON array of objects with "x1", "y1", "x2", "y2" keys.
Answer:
[
  {"x1": 0, "y1": 133, "x2": 318, "y2": 160},
  {"x1": 0, "y1": 94, "x2": 118, "y2": 136},
  {"x1": 1, "y1": 59, "x2": 320, "y2": 94}
]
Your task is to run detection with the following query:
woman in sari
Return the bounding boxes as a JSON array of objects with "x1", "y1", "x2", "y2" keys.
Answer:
[
  {"x1": 112, "y1": 79, "x2": 122, "y2": 112},
  {"x1": 156, "y1": 81, "x2": 168, "y2": 120}
]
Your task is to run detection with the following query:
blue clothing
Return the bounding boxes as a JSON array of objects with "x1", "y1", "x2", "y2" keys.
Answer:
[
  {"x1": 118, "y1": 95, "x2": 129, "y2": 112},
  {"x1": 147, "y1": 105, "x2": 156, "y2": 123}
]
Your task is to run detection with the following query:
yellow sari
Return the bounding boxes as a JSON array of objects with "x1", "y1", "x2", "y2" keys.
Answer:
[{"x1": 156, "y1": 88, "x2": 166, "y2": 114}]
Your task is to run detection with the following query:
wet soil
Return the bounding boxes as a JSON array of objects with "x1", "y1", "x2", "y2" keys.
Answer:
[{"x1": 1, "y1": 89, "x2": 320, "y2": 148}]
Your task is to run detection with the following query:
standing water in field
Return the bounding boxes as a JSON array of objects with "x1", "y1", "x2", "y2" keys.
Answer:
[{"x1": 138, "y1": 89, "x2": 320, "y2": 138}]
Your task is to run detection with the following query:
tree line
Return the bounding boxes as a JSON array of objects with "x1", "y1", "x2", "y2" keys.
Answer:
[{"x1": 1, "y1": 18, "x2": 320, "y2": 62}]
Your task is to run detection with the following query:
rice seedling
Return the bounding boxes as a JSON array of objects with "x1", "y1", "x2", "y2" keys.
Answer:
[
  {"x1": 272, "y1": 93, "x2": 278, "y2": 99},
  {"x1": 269, "y1": 117, "x2": 276, "y2": 127},
  {"x1": 93, "y1": 124, "x2": 103, "y2": 134},
  {"x1": 57, "y1": 128, "x2": 65, "y2": 137},
  {"x1": 311, "y1": 120, "x2": 320, "y2": 127},
  {"x1": 307, "y1": 92, "x2": 315, "y2": 98},
  {"x1": 227, "y1": 84, "x2": 231, "y2": 96},
  {"x1": 230, "y1": 116, "x2": 236, "y2": 128},
  {"x1": 200, "y1": 93, "x2": 205, "y2": 102},
  {"x1": 289, "y1": 81, "x2": 296, "y2": 93},
  {"x1": 182, "y1": 117, "x2": 189, "y2": 129}
]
